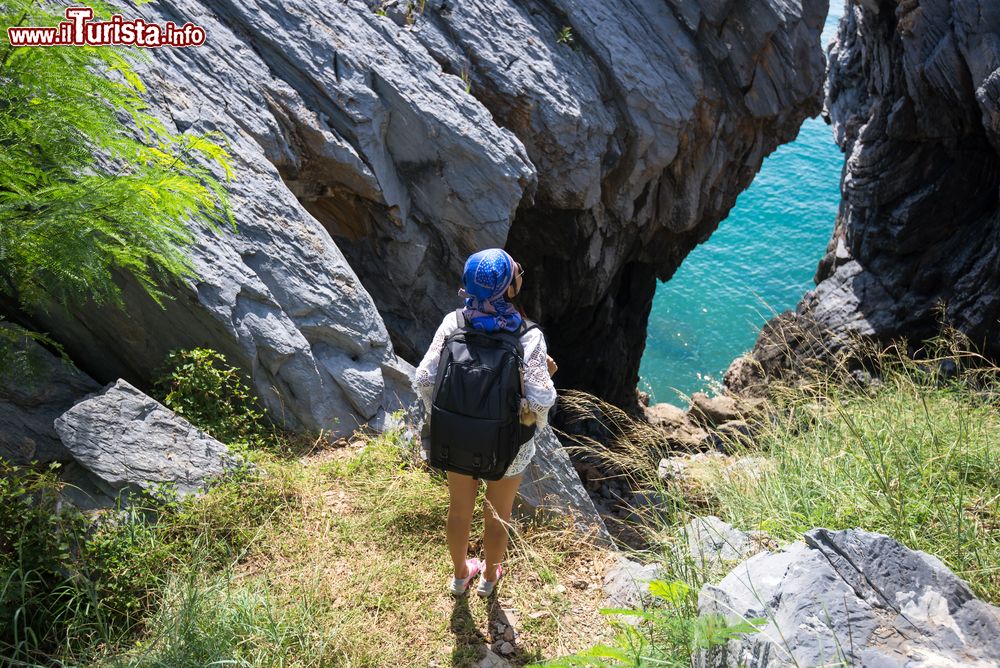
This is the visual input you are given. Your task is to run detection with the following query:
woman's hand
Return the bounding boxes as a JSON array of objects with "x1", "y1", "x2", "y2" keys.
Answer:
[{"x1": 546, "y1": 355, "x2": 558, "y2": 377}]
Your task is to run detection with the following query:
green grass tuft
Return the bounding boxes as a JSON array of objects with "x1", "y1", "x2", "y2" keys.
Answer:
[{"x1": 707, "y1": 346, "x2": 999, "y2": 600}]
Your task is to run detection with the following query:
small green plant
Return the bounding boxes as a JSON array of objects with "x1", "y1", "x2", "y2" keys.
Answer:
[
  {"x1": 0, "y1": 461, "x2": 91, "y2": 661},
  {"x1": 557, "y1": 25, "x2": 574, "y2": 45},
  {"x1": 0, "y1": 454, "x2": 302, "y2": 663},
  {"x1": 539, "y1": 579, "x2": 764, "y2": 667},
  {"x1": 153, "y1": 347, "x2": 279, "y2": 453}
]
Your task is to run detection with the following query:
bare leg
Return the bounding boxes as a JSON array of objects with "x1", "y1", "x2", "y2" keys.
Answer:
[
  {"x1": 483, "y1": 474, "x2": 522, "y2": 582},
  {"x1": 447, "y1": 471, "x2": 480, "y2": 578}
]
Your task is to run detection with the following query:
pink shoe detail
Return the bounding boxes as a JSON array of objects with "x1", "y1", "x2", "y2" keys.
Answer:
[
  {"x1": 476, "y1": 564, "x2": 503, "y2": 597},
  {"x1": 450, "y1": 558, "x2": 483, "y2": 596}
]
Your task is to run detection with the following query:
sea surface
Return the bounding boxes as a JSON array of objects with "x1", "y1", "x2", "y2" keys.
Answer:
[{"x1": 638, "y1": 6, "x2": 845, "y2": 405}]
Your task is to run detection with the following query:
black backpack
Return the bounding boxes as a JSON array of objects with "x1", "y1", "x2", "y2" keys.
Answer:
[{"x1": 429, "y1": 308, "x2": 538, "y2": 480}]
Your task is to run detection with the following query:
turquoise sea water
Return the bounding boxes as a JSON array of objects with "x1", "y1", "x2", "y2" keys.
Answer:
[{"x1": 639, "y1": 7, "x2": 845, "y2": 405}]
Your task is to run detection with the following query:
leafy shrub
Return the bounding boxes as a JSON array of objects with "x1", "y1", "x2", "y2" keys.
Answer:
[
  {"x1": 153, "y1": 347, "x2": 280, "y2": 452},
  {"x1": 0, "y1": 462, "x2": 100, "y2": 660},
  {"x1": 0, "y1": 465, "x2": 191, "y2": 661},
  {"x1": 0, "y1": 456, "x2": 299, "y2": 663}
]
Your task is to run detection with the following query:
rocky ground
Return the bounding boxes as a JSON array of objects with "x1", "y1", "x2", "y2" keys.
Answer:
[{"x1": 569, "y1": 388, "x2": 770, "y2": 548}]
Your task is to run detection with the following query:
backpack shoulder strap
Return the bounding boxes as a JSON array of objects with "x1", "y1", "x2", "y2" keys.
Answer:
[
  {"x1": 517, "y1": 318, "x2": 539, "y2": 342},
  {"x1": 509, "y1": 318, "x2": 539, "y2": 365},
  {"x1": 455, "y1": 308, "x2": 466, "y2": 330}
]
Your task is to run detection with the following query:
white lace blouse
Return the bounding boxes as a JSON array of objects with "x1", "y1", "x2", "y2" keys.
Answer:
[{"x1": 414, "y1": 311, "x2": 558, "y2": 478}]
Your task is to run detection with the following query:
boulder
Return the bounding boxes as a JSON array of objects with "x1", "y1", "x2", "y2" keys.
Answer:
[
  {"x1": 644, "y1": 402, "x2": 688, "y2": 430},
  {"x1": 602, "y1": 556, "x2": 664, "y2": 610},
  {"x1": 644, "y1": 401, "x2": 714, "y2": 451},
  {"x1": 690, "y1": 393, "x2": 741, "y2": 427},
  {"x1": 698, "y1": 528, "x2": 1000, "y2": 667},
  {"x1": 0, "y1": 323, "x2": 100, "y2": 465},
  {"x1": 681, "y1": 516, "x2": 757, "y2": 570},
  {"x1": 515, "y1": 425, "x2": 612, "y2": 546},
  {"x1": 53, "y1": 379, "x2": 242, "y2": 501}
]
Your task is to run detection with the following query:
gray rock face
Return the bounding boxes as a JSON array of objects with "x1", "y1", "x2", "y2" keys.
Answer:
[
  {"x1": 2, "y1": 0, "x2": 829, "y2": 426},
  {"x1": 698, "y1": 528, "x2": 1000, "y2": 668},
  {"x1": 602, "y1": 556, "x2": 664, "y2": 610},
  {"x1": 741, "y1": 0, "x2": 1000, "y2": 380},
  {"x1": 0, "y1": 323, "x2": 100, "y2": 465},
  {"x1": 515, "y1": 425, "x2": 612, "y2": 545},
  {"x1": 494, "y1": 0, "x2": 830, "y2": 411},
  {"x1": 4, "y1": 0, "x2": 435, "y2": 436},
  {"x1": 53, "y1": 379, "x2": 241, "y2": 500},
  {"x1": 682, "y1": 516, "x2": 757, "y2": 569}
]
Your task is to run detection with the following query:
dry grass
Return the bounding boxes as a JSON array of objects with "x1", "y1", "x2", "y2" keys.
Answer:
[
  {"x1": 556, "y1": 330, "x2": 1000, "y2": 605},
  {"x1": 110, "y1": 429, "x2": 617, "y2": 667}
]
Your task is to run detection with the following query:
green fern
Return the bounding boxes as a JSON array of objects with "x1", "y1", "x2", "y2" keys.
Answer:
[{"x1": 0, "y1": 0, "x2": 235, "y2": 314}]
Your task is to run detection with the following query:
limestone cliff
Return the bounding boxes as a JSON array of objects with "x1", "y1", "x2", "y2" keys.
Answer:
[
  {"x1": 736, "y1": 0, "x2": 1000, "y2": 384},
  {"x1": 364, "y1": 0, "x2": 830, "y2": 411},
  {"x1": 1, "y1": 0, "x2": 828, "y2": 430}
]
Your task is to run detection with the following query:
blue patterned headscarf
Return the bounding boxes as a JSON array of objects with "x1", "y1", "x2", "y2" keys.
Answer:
[{"x1": 459, "y1": 248, "x2": 523, "y2": 333}]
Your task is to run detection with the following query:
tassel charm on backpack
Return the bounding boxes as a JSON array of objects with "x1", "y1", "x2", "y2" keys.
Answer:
[{"x1": 429, "y1": 308, "x2": 538, "y2": 481}]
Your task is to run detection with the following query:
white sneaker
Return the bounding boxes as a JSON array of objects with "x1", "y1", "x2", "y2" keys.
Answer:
[
  {"x1": 450, "y1": 558, "x2": 483, "y2": 596},
  {"x1": 476, "y1": 564, "x2": 503, "y2": 598}
]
